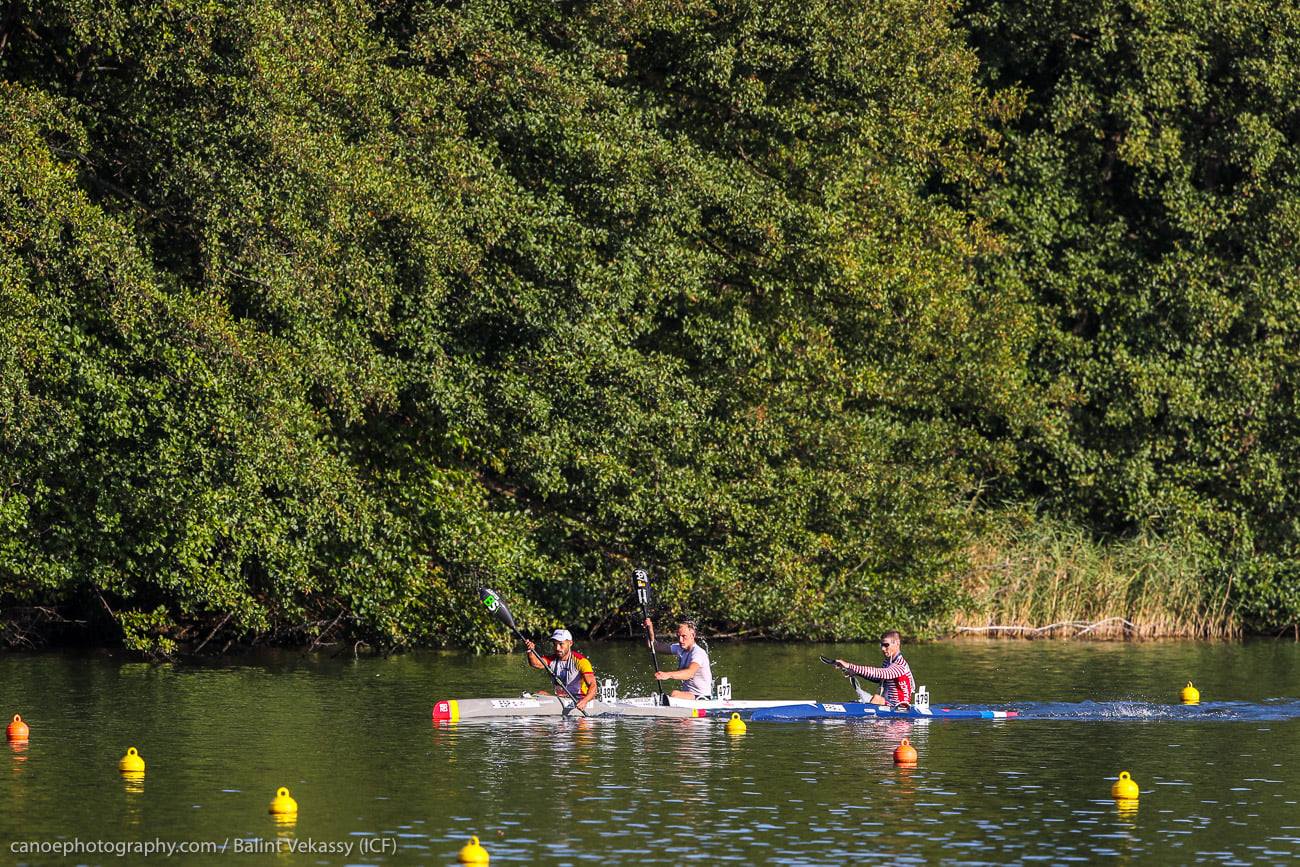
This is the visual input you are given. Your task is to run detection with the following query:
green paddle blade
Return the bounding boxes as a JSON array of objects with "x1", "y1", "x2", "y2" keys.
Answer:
[{"x1": 479, "y1": 588, "x2": 517, "y2": 630}]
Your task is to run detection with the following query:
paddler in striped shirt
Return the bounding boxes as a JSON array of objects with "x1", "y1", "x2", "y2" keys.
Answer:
[
  {"x1": 834, "y1": 630, "x2": 916, "y2": 708},
  {"x1": 523, "y1": 628, "x2": 598, "y2": 712},
  {"x1": 643, "y1": 618, "x2": 714, "y2": 700}
]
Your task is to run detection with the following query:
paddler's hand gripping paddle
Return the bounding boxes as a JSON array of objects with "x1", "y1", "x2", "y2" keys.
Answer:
[
  {"x1": 480, "y1": 588, "x2": 588, "y2": 717},
  {"x1": 820, "y1": 655, "x2": 873, "y2": 703}
]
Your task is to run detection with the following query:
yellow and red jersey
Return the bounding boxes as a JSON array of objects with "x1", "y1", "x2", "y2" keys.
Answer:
[{"x1": 541, "y1": 650, "x2": 595, "y2": 695}]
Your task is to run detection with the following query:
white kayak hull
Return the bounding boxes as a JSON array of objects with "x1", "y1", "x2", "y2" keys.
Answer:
[
  {"x1": 432, "y1": 694, "x2": 818, "y2": 722},
  {"x1": 433, "y1": 695, "x2": 705, "y2": 721},
  {"x1": 627, "y1": 695, "x2": 818, "y2": 711}
]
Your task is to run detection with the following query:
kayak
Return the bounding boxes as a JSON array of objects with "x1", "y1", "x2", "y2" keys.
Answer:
[
  {"x1": 630, "y1": 695, "x2": 817, "y2": 712},
  {"x1": 433, "y1": 695, "x2": 706, "y2": 722},
  {"x1": 432, "y1": 694, "x2": 818, "y2": 722},
  {"x1": 750, "y1": 702, "x2": 1019, "y2": 721}
]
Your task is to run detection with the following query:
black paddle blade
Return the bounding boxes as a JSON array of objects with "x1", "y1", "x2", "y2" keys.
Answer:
[
  {"x1": 819, "y1": 655, "x2": 842, "y2": 668},
  {"x1": 479, "y1": 588, "x2": 517, "y2": 630},
  {"x1": 633, "y1": 568, "x2": 650, "y2": 607}
]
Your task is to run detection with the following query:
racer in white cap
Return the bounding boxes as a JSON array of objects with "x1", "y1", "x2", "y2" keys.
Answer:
[{"x1": 523, "y1": 628, "x2": 597, "y2": 710}]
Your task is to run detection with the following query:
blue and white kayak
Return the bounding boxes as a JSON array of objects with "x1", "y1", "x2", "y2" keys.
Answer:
[{"x1": 750, "y1": 702, "x2": 1019, "y2": 721}]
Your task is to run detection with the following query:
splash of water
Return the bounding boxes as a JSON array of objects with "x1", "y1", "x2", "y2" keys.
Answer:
[{"x1": 1008, "y1": 699, "x2": 1300, "y2": 722}]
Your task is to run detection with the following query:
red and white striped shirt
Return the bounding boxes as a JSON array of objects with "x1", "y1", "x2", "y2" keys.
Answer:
[{"x1": 843, "y1": 653, "x2": 915, "y2": 706}]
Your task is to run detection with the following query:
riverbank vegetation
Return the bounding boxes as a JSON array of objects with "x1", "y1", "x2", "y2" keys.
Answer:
[
  {"x1": 2, "y1": 0, "x2": 1297, "y2": 654},
  {"x1": 957, "y1": 512, "x2": 1239, "y2": 639}
]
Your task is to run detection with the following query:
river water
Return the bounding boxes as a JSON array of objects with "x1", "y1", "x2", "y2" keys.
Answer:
[{"x1": 1, "y1": 640, "x2": 1297, "y2": 864}]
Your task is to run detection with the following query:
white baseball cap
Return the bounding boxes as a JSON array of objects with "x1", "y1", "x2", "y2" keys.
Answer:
[{"x1": 549, "y1": 628, "x2": 573, "y2": 642}]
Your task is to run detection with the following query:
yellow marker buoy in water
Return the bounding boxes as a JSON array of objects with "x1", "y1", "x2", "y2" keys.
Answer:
[
  {"x1": 118, "y1": 747, "x2": 145, "y2": 773},
  {"x1": 268, "y1": 787, "x2": 298, "y2": 815},
  {"x1": 458, "y1": 835, "x2": 490, "y2": 864},
  {"x1": 1111, "y1": 770, "x2": 1139, "y2": 800},
  {"x1": 725, "y1": 713, "x2": 747, "y2": 735},
  {"x1": 1180, "y1": 682, "x2": 1200, "y2": 705}
]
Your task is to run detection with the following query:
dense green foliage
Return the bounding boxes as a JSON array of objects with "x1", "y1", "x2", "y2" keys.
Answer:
[
  {"x1": 1, "y1": 0, "x2": 1022, "y2": 651},
  {"x1": 1, "y1": 0, "x2": 1296, "y2": 653},
  {"x1": 965, "y1": 0, "x2": 1300, "y2": 631}
]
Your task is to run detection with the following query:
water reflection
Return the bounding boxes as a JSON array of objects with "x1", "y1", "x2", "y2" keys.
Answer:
[
  {"x1": 893, "y1": 765, "x2": 919, "y2": 800},
  {"x1": 666, "y1": 720, "x2": 716, "y2": 810},
  {"x1": 8, "y1": 739, "x2": 27, "y2": 775},
  {"x1": 122, "y1": 770, "x2": 144, "y2": 829},
  {"x1": 272, "y1": 813, "x2": 296, "y2": 835},
  {"x1": 0, "y1": 642, "x2": 1298, "y2": 864}
]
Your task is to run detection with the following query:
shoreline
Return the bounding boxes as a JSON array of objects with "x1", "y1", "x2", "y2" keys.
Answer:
[{"x1": 0, "y1": 628, "x2": 1292, "y2": 660}]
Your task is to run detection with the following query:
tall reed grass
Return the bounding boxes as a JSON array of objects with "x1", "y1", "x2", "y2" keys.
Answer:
[{"x1": 953, "y1": 513, "x2": 1239, "y2": 639}]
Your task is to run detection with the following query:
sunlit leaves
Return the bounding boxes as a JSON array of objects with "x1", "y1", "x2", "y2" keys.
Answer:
[{"x1": 3, "y1": 0, "x2": 1029, "y2": 650}]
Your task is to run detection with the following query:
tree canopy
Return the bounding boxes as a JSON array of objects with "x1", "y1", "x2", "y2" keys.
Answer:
[
  {"x1": 966, "y1": 0, "x2": 1300, "y2": 631},
  {"x1": 1, "y1": 0, "x2": 1296, "y2": 652}
]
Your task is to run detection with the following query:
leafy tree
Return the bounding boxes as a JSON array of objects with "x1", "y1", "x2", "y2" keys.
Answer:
[
  {"x1": 3, "y1": 0, "x2": 1027, "y2": 651},
  {"x1": 967, "y1": 0, "x2": 1300, "y2": 628}
]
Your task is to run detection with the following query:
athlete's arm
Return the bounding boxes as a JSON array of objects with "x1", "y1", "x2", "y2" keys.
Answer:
[
  {"x1": 839, "y1": 660, "x2": 902, "y2": 682},
  {"x1": 523, "y1": 640, "x2": 546, "y2": 671},
  {"x1": 654, "y1": 661, "x2": 700, "y2": 682}
]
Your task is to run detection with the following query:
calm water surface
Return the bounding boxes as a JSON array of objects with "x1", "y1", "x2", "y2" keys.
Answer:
[{"x1": 1, "y1": 640, "x2": 1297, "y2": 864}]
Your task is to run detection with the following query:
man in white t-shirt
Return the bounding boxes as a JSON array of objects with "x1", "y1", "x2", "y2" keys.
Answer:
[{"x1": 643, "y1": 618, "x2": 713, "y2": 700}]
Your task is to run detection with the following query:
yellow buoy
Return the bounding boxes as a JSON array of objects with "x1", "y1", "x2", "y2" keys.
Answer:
[
  {"x1": 458, "y1": 835, "x2": 490, "y2": 864},
  {"x1": 268, "y1": 786, "x2": 298, "y2": 815},
  {"x1": 1180, "y1": 681, "x2": 1200, "y2": 705},
  {"x1": 1111, "y1": 770, "x2": 1139, "y2": 800},
  {"x1": 118, "y1": 747, "x2": 145, "y2": 773},
  {"x1": 725, "y1": 713, "x2": 747, "y2": 735}
]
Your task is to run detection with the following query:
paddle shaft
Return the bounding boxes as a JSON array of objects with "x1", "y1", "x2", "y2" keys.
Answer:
[
  {"x1": 820, "y1": 655, "x2": 876, "y2": 703},
  {"x1": 633, "y1": 569, "x2": 666, "y2": 700},
  {"x1": 479, "y1": 588, "x2": 588, "y2": 717}
]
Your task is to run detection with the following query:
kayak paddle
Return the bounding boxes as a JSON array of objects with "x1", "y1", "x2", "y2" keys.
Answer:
[
  {"x1": 479, "y1": 587, "x2": 588, "y2": 717},
  {"x1": 633, "y1": 568, "x2": 667, "y2": 704},
  {"x1": 820, "y1": 655, "x2": 874, "y2": 703}
]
